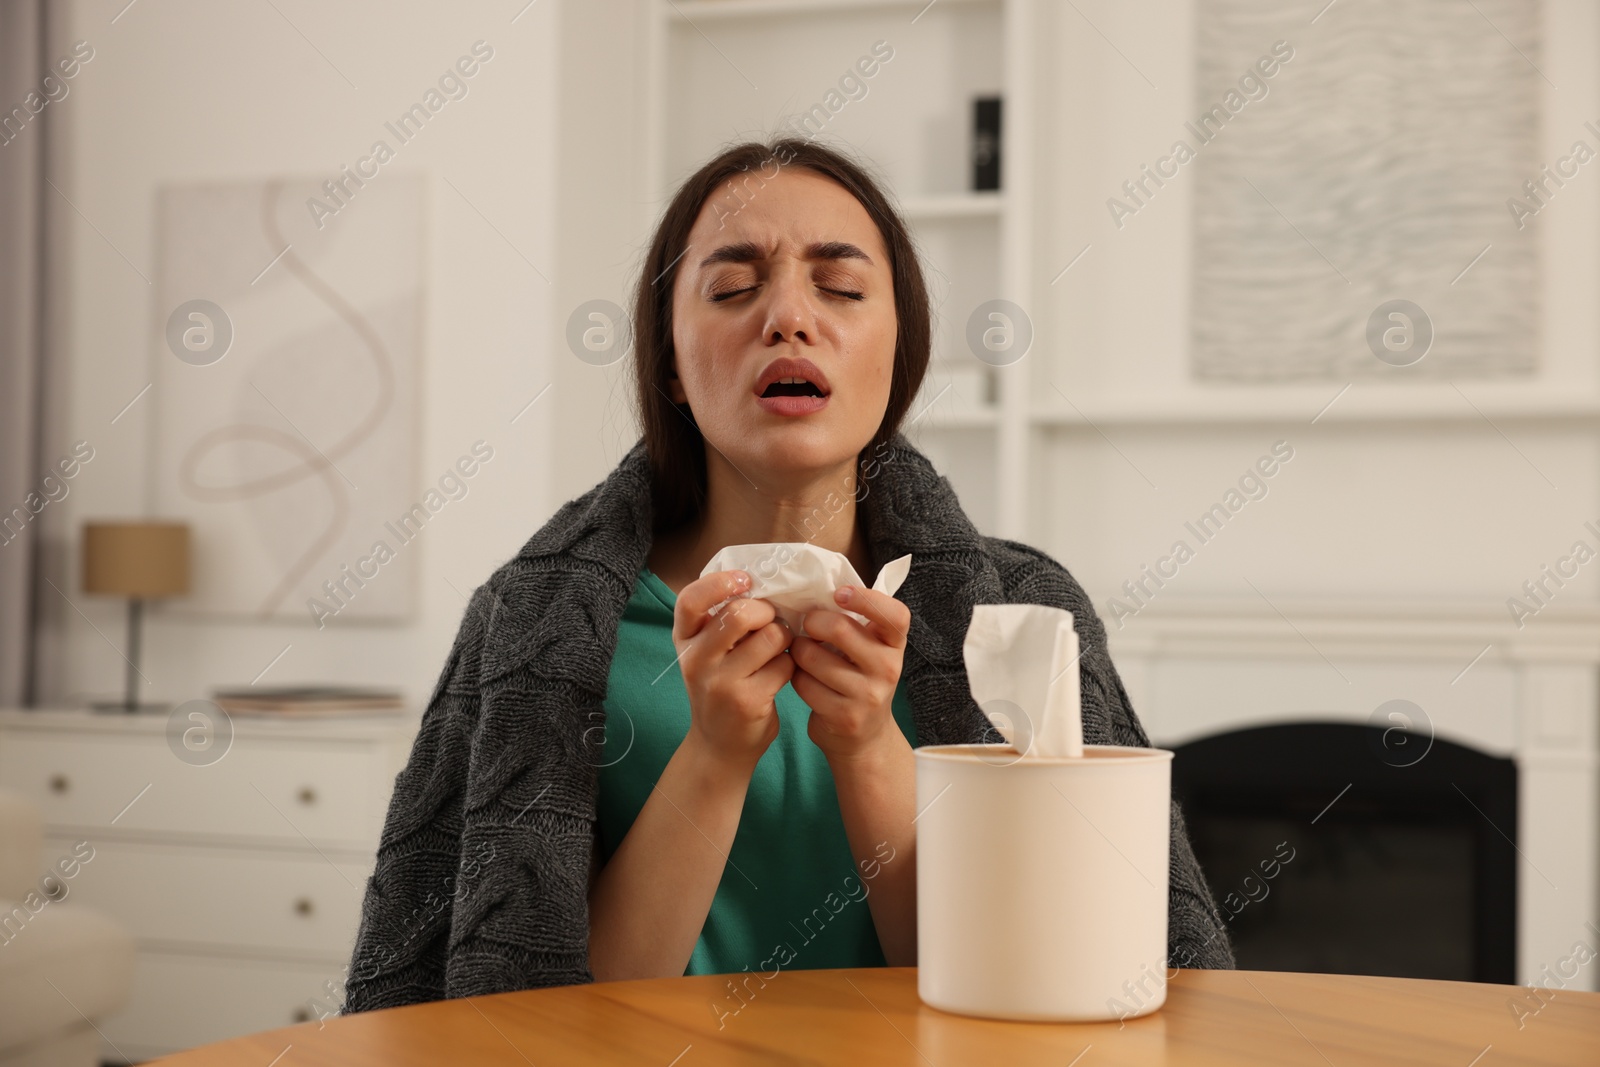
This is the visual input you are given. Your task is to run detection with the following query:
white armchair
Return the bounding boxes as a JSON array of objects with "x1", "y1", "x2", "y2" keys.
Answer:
[{"x1": 0, "y1": 788, "x2": 135, "y2": 1067}]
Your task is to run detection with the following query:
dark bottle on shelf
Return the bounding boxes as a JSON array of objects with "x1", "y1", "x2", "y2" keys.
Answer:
[{"x1": 973, "y1": 96, "x2": 1002, "y2": 191}]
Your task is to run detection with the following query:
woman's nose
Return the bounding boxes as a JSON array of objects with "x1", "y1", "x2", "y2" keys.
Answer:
[{"x1": 761, "y1": 267, "x2": 818, "y2": 345}]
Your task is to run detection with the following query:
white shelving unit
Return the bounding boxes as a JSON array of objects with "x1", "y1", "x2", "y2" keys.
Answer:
[{"x1": 642, "y1": 0, "x2": 1035, "y2": 539}]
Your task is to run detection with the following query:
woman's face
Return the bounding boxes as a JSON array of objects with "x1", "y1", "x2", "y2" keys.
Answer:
[{"x1": 668, "y1": 165, "x2": 898, "y2": 480}]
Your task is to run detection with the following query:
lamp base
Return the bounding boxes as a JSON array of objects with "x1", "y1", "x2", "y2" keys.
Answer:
[{"x1": 89, "y1": 701, "x2": 174, "y2": 715}]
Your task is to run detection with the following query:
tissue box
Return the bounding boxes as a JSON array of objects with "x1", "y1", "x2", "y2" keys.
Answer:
[{"x1": 915, "y1": 743, "x2": 1174, "y2": 1022}]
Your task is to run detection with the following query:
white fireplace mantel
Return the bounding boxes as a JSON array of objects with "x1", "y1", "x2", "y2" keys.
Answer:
[{"x1": 1107, "y1": 596, "x2": 1600, "y2": 991}]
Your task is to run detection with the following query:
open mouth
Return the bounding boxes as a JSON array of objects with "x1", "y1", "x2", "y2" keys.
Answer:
[
  {"x1": 754, "y1": 359, "x2": 831, "y2": 415},
  {"x1": 760, "y1": 378, "x2": 827, "y2": 399}
]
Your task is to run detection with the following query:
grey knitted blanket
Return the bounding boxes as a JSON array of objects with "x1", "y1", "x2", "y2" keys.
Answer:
[{"x1": 341, "y1": 432, "x2": 1234, "y2": 1013}]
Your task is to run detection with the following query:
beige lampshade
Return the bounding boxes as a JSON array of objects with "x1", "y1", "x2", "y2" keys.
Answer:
[{"x1": 82, "y1": 522, "x2": 191, "y2": 598}]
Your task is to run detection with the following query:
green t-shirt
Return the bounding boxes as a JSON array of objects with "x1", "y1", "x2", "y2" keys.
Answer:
[{"x1": 596, "y1": 565, "x2": 918, "y2": 977}]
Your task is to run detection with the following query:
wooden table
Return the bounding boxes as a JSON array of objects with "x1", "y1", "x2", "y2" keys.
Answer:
[{"x1": 150, "y1": 967, "x2": 1600, "y2": 1066}]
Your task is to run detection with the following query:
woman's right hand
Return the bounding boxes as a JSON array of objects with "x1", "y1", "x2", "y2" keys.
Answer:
[{"x1": 672, "y1": 569, "x2": 794, "y2": 771}]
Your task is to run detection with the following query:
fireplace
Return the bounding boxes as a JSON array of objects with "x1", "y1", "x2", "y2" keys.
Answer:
[{"x1": 1172, "y1": 722, "x2": 1517, "y2": 982}]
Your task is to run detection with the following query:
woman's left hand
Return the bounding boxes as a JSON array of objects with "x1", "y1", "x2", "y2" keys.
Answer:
[{"x1": 790, "y1": 585, "x2": 912, "y2": 765}]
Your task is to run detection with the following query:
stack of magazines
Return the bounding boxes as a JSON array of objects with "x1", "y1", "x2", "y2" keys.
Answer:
[{"x1": 210, "y1": 686, "x2": 403, "y2": 717}]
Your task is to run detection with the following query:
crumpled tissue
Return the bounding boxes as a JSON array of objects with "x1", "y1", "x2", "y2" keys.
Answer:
[{"x1": 698, "y1": 542, "x2": 913, "y2": 638}]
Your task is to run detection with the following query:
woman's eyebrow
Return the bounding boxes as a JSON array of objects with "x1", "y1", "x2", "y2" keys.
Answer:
[
  {"x1": 696, "y1": 240, "x2": 874, "y2": 268},
  {"x1": 809, "y1": 240, "x2": 873, "y2": 265}
]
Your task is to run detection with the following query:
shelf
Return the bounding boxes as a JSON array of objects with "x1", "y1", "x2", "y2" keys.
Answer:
[
  {"x1": 1029, "y1": 386, "x2": 1600, "y2": 427},
  {"x1": 899, "y1": 192, "x2": 1004, "y2": 221},
  {"x1": 666, "y1": 0, "x2": 998, "y2": 21},
  {"x1": 1102, "y1": 594, "x2": 1600, "y2": 661},
  {"x1": 902, "y1": 391, "x2": 1600, "y2": 428},
  {"x1": 0, "y1": 706, "x2": 411, "y2": 741}
]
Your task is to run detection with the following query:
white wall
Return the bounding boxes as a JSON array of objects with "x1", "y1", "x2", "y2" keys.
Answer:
[
  {"x1": 1030, "y1": 0, "x2": 1600, "y2": 612},
  {"x1": 549, "y1": 0, "x2": 656, "y2": 504},
  {"x1": 36, "y1": 0, "x2": 561, "y2": 712}
]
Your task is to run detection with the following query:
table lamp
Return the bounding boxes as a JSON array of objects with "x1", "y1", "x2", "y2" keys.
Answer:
[{"x1": 82, "y1": 521, "x2": 191, "y2": 713}]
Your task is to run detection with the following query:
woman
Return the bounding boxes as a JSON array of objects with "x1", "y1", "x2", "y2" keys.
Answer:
[{"x1": 341, "y1": 137, "x2": 1233, "y2": 1013}]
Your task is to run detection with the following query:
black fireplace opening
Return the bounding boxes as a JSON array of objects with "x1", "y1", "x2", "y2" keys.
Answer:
[{"x1": 1171, "y1": 722, "x2": 1517, "y2": 983}]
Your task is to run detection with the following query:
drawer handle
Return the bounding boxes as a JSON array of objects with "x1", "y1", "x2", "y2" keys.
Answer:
[
  {"x1": 297, "y1": 786, "x2": 317, "y2": 806},
  {"x1": 294, "y1": 897, "x2": 315, "y2": 917},
  {"x1": 49, "y1": 774, "x2": 69, "y2": 794}
]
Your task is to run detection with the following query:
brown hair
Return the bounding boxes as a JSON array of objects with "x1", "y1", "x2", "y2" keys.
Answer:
[{"x1": 631, "y1": 136, "x2": 931, "y2": 535}]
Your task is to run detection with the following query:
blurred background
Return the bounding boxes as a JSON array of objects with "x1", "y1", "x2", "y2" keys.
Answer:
[{"x1": 0, "y1": 0, "x2": 1596, "y2": 1062}]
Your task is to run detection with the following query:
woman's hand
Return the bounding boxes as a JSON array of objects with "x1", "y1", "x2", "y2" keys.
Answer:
[
  {"x1": 790, "y1": 584, "x2": 912, "y2": 766},
  {"x1": 792, "y1": 584, "x2": 920, "y2": 965},
  {"x1": 672, "y1": 569, "x2": 794, "y2": 772},
  {"x1": 592, "y1": 567, "x2": 789, "y2": 982}
]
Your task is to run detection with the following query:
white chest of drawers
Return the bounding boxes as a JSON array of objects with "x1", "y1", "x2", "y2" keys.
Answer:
[{"x1": 0, "y1": 708, "x2": 414, "y2": 1061}]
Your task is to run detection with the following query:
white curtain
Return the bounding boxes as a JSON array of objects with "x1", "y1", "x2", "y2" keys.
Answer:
[{"x1": 0, "y1": 0, "x2": 47, "y2": 705}]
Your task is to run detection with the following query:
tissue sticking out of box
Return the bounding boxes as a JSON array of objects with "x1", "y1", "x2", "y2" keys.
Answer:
[
  {"x1": 698, "y1": 543, "x2": 913, "y2": 637},
  {"x1": 963, "y1": 604, "x2": 1084, "y2": 759}
]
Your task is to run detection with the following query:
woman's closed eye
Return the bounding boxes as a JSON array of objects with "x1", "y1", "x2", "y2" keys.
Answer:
[{"x1": 708, "y1": 284, "x2": 865, "y2": 302}]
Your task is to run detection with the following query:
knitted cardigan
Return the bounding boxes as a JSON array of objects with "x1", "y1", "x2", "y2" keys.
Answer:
[{"x1": 340, "y1": 432, "x2": 1234, "y2": 1013}]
